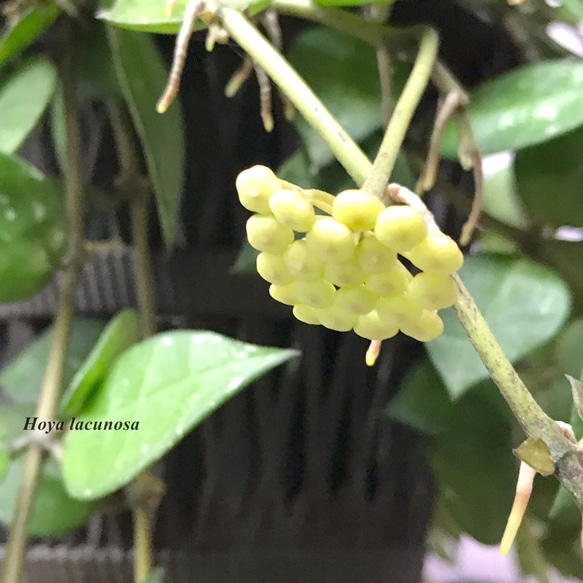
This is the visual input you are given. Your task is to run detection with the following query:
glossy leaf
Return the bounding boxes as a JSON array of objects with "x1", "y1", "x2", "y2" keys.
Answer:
[
  {"x1": 441, "y1": 60, "x2": 583, "y2": 157},
  {"x1": 429, "y1": 388, "x2": 516, "y2": 544},
  {"x1": 428, "y1": 255, "x2": 571, "y2": 398},
  {"x1": 515, "y1": 128, "x2": 583, "y2": 228},
  {"x1": 60, "y1": 310, "x2": 140, "y2": 418},
  {"x1": 0, "y1": 3, "x2": 61, "y2": 69},
  {"x1": 97, "y1": 0, "x2": 267, "y2": 33},
  {"x1": 0, "y1": 319, "x2": 106, "y2": 405},
  {"x1": 0, "y1": 405, "x2": 97, "y2": 535},
  {"x1": 0, "y1": 153, "x2": 67, "y2": 302},
  {"x1": 388, "y1": 359, "x2": 454, "y2": 437},
  {"x1": 63, "y1": 330, "x2": 297, "y2": 499},
  {"x1": 0, "y1": 453, "x2": 97, "y2": 536},
  {"x1": 107, "y1": 27, "x2": 185, "y2": 247},
  {"x1": 98, "y1": 0, "x2": 200, "y2": 33},
  {"x1": 0, "y1": 57, "x2": 57, "y2": 154},
  {"x1": 482, "y1": 157, "x2": 528, "y2": 229},
  {"x1": 288, "y1": 28, "x2": 408, "y2": 170}
]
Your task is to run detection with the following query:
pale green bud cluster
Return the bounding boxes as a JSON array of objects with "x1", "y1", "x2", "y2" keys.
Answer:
[{"x1": 237, "y1": 165, "x2": 464, "y2": 343}]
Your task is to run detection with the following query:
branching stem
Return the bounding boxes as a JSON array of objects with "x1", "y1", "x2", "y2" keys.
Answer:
[
  {"x1": 362, "y1": 27, "x2": 438, "y2": 198},
  {"x1": 216, "y1": 5, "x2": 583, "y2": 511}
]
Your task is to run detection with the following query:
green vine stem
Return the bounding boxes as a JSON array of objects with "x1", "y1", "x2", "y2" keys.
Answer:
[
  {"x1": 214, "y1": 6, "x2": 583, "y2": 510},
  {"x1": 1, "y1": 22, "x2": 86, "y2": 583},
  {"x1": 362, "y1": 27, "x2": 438, "y2": 198}
]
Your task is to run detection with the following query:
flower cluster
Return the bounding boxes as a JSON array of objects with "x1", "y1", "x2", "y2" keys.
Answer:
[{"x1": 237, "y1": 165, "x2": 463, "y2": 342}]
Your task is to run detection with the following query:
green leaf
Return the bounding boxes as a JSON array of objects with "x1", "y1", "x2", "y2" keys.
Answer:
[
  {"x1": 387, "y1": 359, "x2": 454, "y2": 437},
  {"x1": 63, "y1": 330, "x2": 298, "y2": 499},
  {"x1": 77, "y1": 22, "x2": 122, "y2": 101},
  {"x1": 143, "y1": 567, "x2": 165, "y2": 583},
  {"x1": 0, "y1": 153, "x2": 67, "y2": 301},
  {"x1": 0, "y1": 318, "x2": 107, "y2": 405},
  {"x1": 288, "y1": 28, "x2": 404, "y2": 170},
  {"x1": 429, "y1": 387, "x2": 516, "y2": 544},
  {"x1": 0, "y1": 57, "x2": 57, "y2": 154},
  {"x1": 515, "y1": 128, "x2": 583, "y2": 228},
  {"x1": 97, "y1": 0, "x2": 267, "y2": 33},
  {"x1": 0, "y1": 452, "x2": 97, "y2": 536},
  {"x1": 0, "y1": 4, "x2": 61, "y2": 69},
  {"x1": 0, "y1": 403, "x2": 34, "y2": 439},
  {"x1": 482, "y1": 159, "x2": 528, "y2": 229},
  {"x1": 557, "y1": 0, "x2": 583, "y2": 24},
  {"x1": 428, "y1": 255, "x2": 571, "y2": 398},
  {"x1": 441, "y1": 60, "x2": 583, "y2": 157},
  {"x1": 98, "y1": 0, "x2": 199, "y2": 33},
  {"x1": 555, "y1": 317, "x2": 583, "y2": 378},
  {"x1": 107, "y1": 27, "x2": 185, "y2": 247},
  {"x1": 60, "y1": 310, "x2": 140, "y2": 418}
]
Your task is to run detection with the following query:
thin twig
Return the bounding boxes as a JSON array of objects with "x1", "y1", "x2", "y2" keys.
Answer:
[
  {"x1": 253, "y1": 61, "x2": 274, "y2": 132},
  {"x1": 454, "y1": 111, "x2": 484, "y2": 245},
  {"x1": 430, "y1": 61, "x2": 484, "y2": 244},
  {"x1": 225, "y1": 56, "x2": 254, "y2": 97},
  {"x1": 1, "y1": 21, "x2": 86, "y2": 583},
  {"x1": 260, "y1": 10, "x2": 295, "y2": 120},
  {"x1": 157, "y1": 0, "x2": 204, "y2": 114},
  {"x1": 369, "y1": 3, "x2": 394, "y2": 127},
  {"x1": 416, "y1": 91, "x2": 464, "y2": 194}
]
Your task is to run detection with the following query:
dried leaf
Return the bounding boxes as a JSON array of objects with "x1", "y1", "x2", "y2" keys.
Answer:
[
  {"x1": 567, "y1": 374, "x2": 583, "y2": 422},
  {"x1": 513, "y1": 438, "x2": 554, "y2": 476}
]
